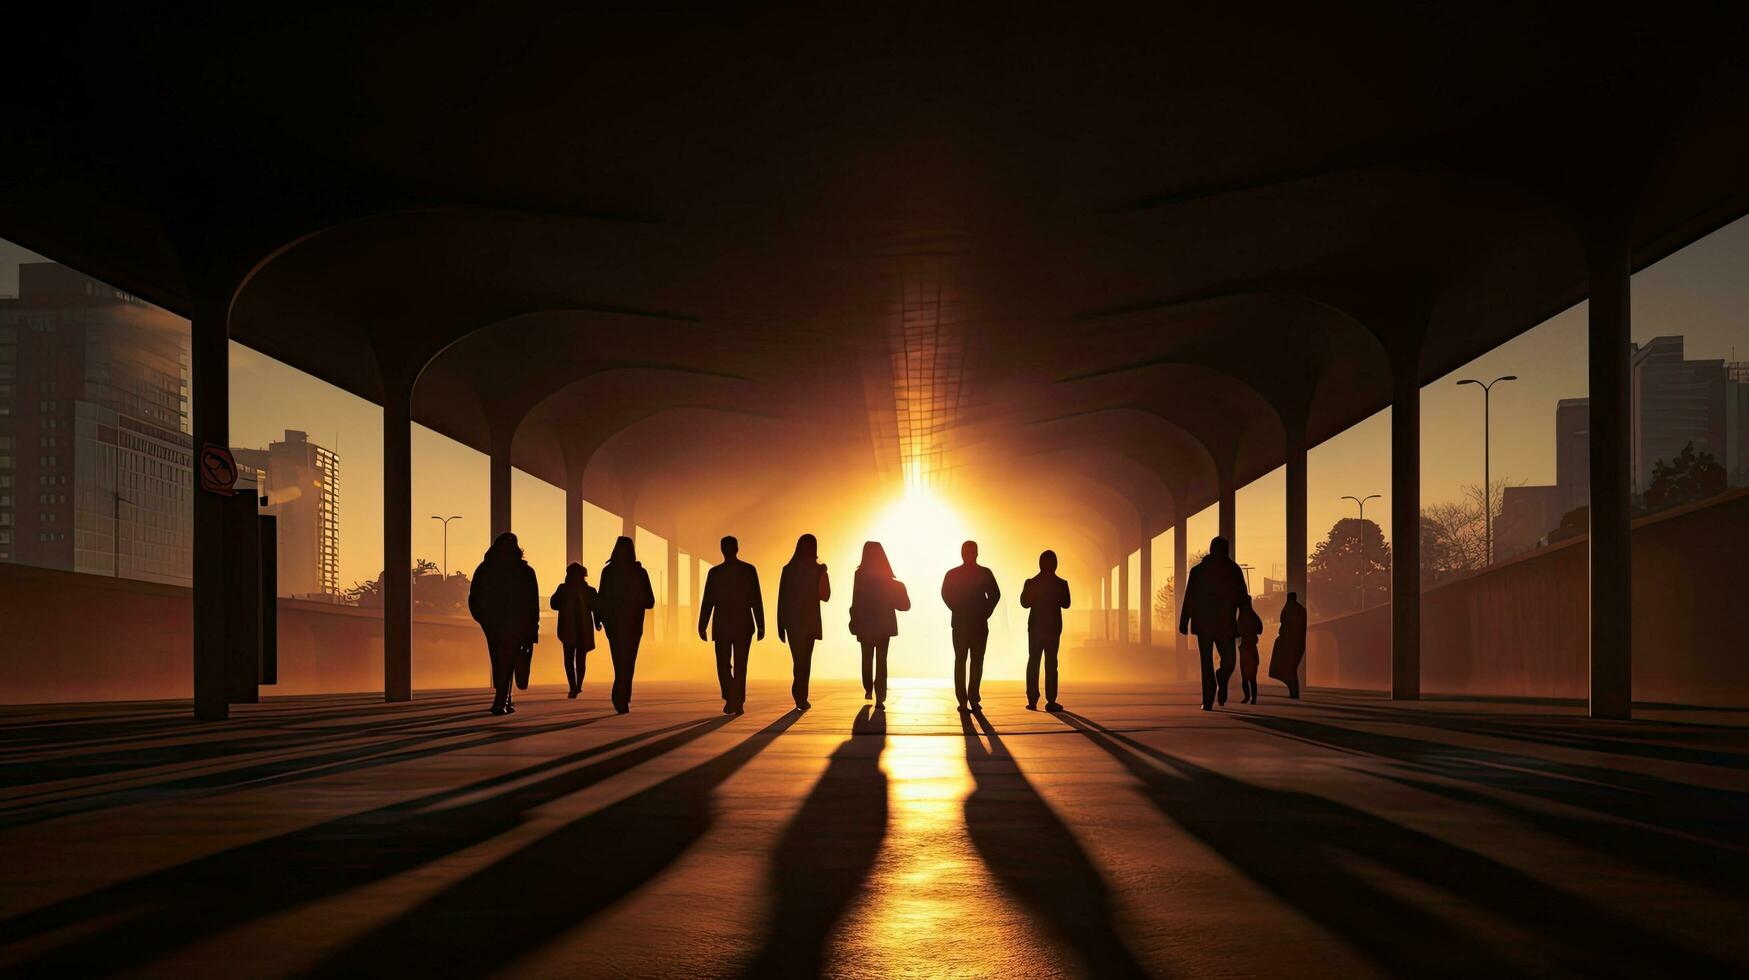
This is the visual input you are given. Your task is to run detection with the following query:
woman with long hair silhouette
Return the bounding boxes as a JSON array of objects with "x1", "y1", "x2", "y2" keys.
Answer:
[
  {"x1": 594, "y1": 535, "x2": 655, "y2": 713},
  {"x1": 849, "y1": 541, "x2": 909, "y2": 706},
  {"x1": 776, "y1": 533, "x2": 831, "y2": 710}
]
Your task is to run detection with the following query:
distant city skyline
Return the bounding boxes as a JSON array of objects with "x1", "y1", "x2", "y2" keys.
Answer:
[{"x1": 10, "y1": 213, "x2": 1749, "y2": 608}]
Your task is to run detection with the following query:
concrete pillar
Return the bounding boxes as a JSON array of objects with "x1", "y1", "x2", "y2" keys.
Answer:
[
  {"x1": 1099, "y1": 573, "x2": 1109, "y2": 640},
  {"x1": 1219, "y1": 480, "x2": 1236, "y2": 554},
  {"x1": 1285, "y1": 418, "x2": 1309, "y2": 689},
  {"x1": 1138, "y1": 536, "x2": 1153, "y2": 646},
  {"x1": 1118, "y1": 553, "x2": 1131, "y2": 645},
  {"x1": 1588, "y1": 232, "x2": 1633, "y2": 719},
  {"x1": 1173, "y1": 514, "x2": 1188, "y2": 682},
  {"x1": 383, "y1": 383, "x2": 413, "y2": 702},
  {"x1": 1390, "y1": 354, "x2": 1421, "y2": 700},
  {"x1": 666, "y1": 535, "x2": 680, "y2": 643},
  {"x1": 689, "y1": 553, "x2": 701, "y2": 635},
  {"x1": 191, "y1": 302, "x2": 229, "y2": 720},
  {"x1": 489, "y1": 425, "x2": 513, "y2": 539},
  {"x1": 565, "y1": 472, "x2": 584, "y2": 566}
]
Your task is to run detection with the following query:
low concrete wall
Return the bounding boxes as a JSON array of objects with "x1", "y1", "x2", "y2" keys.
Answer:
[{"x1": 1306, "y1": 488, "x2": 1749, "y2": 706}]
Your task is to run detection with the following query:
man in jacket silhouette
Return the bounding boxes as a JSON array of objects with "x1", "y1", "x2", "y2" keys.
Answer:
[
  {"x1": 941, "y1": 540, "x2": 1001, "y2": 712},
  {"x1": 699, "y1": 535, "x2": 765, "y2": 714},
  {"x1": 1178, "y1": 536, "x2": 1249, "y2": 710},
  {"x1": 1019, "y1": 549, "x2": 1072, "y2": 711}
]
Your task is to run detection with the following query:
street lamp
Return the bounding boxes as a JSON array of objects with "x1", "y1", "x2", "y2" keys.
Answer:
[
  {"x1": 430, "y1": 515, "x2": 463, "y2": 578},
  {"x1": 1341, "y1": 494, "x2": 1380, "y2": 610},
  {"x1": 1456, "y1": 375, "x2": 1517, "y2": 565}
]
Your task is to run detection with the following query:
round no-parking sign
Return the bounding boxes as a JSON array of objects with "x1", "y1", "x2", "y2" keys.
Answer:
[{"x1": 199, "y1": 444, "x2": 238, "y2": 496}]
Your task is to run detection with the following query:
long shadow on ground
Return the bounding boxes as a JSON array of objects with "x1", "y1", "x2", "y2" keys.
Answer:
[
  {"x1": 0, "y1": 714, "x2": 734, "y2": 974},
  {"x1": 962, "y1": 710, "x2": 1149, "y2": 979},
  {"x1": 740, "y1": 705, "x2": 889, "y2": 978},
  {"x1": 1235, "y1": 711, "x2": 1749, "y2": 901},
  {"x1": 1058, "y1": 711, "x2": 1732, "y2": 977},
  {"x1": 306, "y1": 710, "x2": 803, "y2": 976}
]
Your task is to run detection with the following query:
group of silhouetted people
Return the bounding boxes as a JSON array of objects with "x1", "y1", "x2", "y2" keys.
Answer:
[
  {"x1": 469, "y1": 530, "x2": 1305, "y2": 716},
  {"x1": 1178, "y1": 536, "x2": 1307, "y2": 710}
]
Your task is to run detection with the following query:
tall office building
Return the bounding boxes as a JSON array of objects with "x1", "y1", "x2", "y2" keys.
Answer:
[
  {"x1": 1726, "y1": 361, "x2": 1749, "y2": 485},
  {"x1": 1630, "y1": 336, "x2": 1726, "y2": 493},
  {"x1": 0, "y1": 263, "x2": 192, "y2": 583},
  {"x1": 1555, "y1": 397, "x2": 1590, "y2": 515},
  {"x1": 235, "y1": 430, "x2": 340, "y2": 598}
]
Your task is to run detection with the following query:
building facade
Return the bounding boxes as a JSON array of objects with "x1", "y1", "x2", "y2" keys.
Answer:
[
  {"x1": 1555, "y1": 397, "x2": 1590, "y2": 515},
  {"x1": 0, "y1": 263, "x2": 191, "y2": 583},
  {"x1": 235, "y1": 430, "x2": 340, "y2": 599},
  {"x1": 1630, "y1": 336, "x2": 1726, "y2": 493}
]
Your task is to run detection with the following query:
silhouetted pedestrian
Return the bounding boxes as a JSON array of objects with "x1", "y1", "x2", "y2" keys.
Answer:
[
  {"x1": 468, "y1": 532, "x2": 539, "y2": 716},
  {"x1": 850, "y1": 541, "x2": 909, "y2": 705},
  {"x1": 550, "y1": 562, "x2": 599, "y2": 699},
  {"x1": 596, "y1": 535, "x2": 655, "y2": 714},
  {"x1": 942, "y1": 540, "x2": 1001, "y2": 713},
  {"x1": 1019, "y1": 549, "x2": 1072, "y2": 711},
  {"x1": 1238, "y1": 594, "x2": 1263, "y2": 704},
  {"x1": 699, "y1": 535, "x2": 764, "y2": 714},
  {"x1": 1268, "y1": 590, "x2": 1307, "y2": 699},
  {"x1": 777, "y1": 533, "x2": 830, "y2": 711},
  {"x1": 1178, "y1": 536, "x2": 1249, "y2": 710}
]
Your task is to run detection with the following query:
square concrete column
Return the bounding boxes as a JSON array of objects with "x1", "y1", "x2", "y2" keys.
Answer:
[
  {"x1": 1118, "y1": 554, "x2": 1131, "y2": 644},
  {"x1": 1139, "y1": 537, "x2": 1153, "y2": 646},
  {"x1": 1173, "y1": 515, "x2": 1188, "y2": 681},
  {"x1": 1219, "y1": 483, "x2": 1236, "y2": 553},
  {"x1": 489, "y1": 427, "x2": 513, "y2": 539},
  {"x1": 689, "y1": 554, "x2": 701, "y2": 632},
  {"x1": 1390, "y1": 357, "x2": 1421, "y2": 700},
  {"x1": 1099, "y1": 573, "x2": 1109, "y2": 640},
  {"x1": 666, "y1": 536, "x2": 680, "y2": 642},
  {"x1": 191, "y1": 302, "x2": 230, "y2": 720},
  {"x1": 1588, "y1": 233, "x2": 1633, "y2": 719},
  {"x1": 1285, "y1": 420, "x2": 1308, "y2": 687},
  {"x1": 565, "y1": 473, "x2": 584, "y2": 566},
  {"x1": 383, "y1": 384, "x2": 413, "y2": 702}
]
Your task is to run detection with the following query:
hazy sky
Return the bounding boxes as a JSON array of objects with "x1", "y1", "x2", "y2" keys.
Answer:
[{"x1": 6, "y1": 215, "x2": 1748, "y2": 622}]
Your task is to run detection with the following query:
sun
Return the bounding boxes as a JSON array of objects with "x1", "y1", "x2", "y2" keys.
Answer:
[{"x1": 863, "y1": 486, "x2": 970, "y2": 586}]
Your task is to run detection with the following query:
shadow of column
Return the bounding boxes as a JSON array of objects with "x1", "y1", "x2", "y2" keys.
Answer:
[
  {"x1": 306, "y1": 710, "x2": 803, "y2": 976},
  {"x1": 960, "y1": 710, "x2": 1149, "y2": 979},
  {"x1": 1056, "y1": 711, "x2": 1731, "y2": 976},
  {"x1": 0, "y1": 714, "x2": 736, "y2": 974},
  {"x1": 740, "y1": 705, "x2": 889, "y2": 978}
]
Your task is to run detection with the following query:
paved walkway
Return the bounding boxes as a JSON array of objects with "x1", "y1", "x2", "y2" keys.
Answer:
[{"x1": 2, "y1": 680, "x2": 1747, "y2": 977}]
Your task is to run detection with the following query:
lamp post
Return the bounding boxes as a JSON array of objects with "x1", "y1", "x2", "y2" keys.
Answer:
[
  {"x1": 430, "y1": 515, "x2": 463, "y2": 578},
  {"x1": 1457, "y1": 375, "x2": 1517, "y2": 565},
  {"x1": 1341, "y1": 494, "x2": 1380, "y2": 611}
]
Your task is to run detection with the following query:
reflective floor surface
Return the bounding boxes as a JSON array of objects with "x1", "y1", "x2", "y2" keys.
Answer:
[{"x1": 2, "y1": 679, "x2": 1747, "y2": 977}]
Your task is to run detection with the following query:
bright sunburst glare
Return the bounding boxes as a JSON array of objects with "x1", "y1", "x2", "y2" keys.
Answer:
[{"x1": 863, "y1": 486, "x2": 971, "y2": 584}]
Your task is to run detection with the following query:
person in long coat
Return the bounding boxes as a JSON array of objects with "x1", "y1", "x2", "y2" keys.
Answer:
[
  {"x1": 776, "y1": 533, "x2": 830, "y2": 711},
  {"x1": 849, "y1": 541, "x2": 909, "y2": 706},
  {"x1": 468, "y1": 532, "x2": 539, "y2": 715},
  {"x1": 1268, "y1": 590, "x2": 1308, "y2": 699},
  {"x1": 1237, "y1": 594, "x2": 1264, "y2": 704},
  {"x1": 550, "y1": 562, "x2": 600, "y2": 699},
  {"x1": 595, "y1": 535, "x2": 655, "y2": 714}
]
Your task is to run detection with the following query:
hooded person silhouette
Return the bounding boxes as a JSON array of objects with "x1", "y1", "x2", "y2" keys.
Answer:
[
  {"x1": 550, "y1": 562, "x2": 599, "y2": 699},
  {"x1": 595, "y1": 535, "x2": 655, "y2": 713},
  {"x1": 468, "y1": 532, "x2": 539, "y2": 715}
]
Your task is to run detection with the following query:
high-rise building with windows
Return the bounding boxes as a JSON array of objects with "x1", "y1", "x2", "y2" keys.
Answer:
[
  {"x1": 235, "y1": 430, "x2": 340, "y2": 598},
  {"x1": 1555, "y1": 397, "x2": 1590, "y2": 515},
  {"x1": 0, "y1": 262, "x2": 191, "y2": 583},
  {"x1": 1630, "y1": 336, "x2": 1726, "y2": 493}
]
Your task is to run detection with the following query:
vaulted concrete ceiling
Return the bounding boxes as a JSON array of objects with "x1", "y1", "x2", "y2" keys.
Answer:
[{"x1": 3, "y1": 4, "x2": 1748, "y2": 560}]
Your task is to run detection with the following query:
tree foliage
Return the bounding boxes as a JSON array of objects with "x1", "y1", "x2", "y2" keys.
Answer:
[
  {"x1": 1307, "y1": 518, "x2": 1389, "y2": 618},
  {"x1": 1643, "y1": 441, "x2": 1727, "y2": 512},
  {"x1": 344, "y1": 559, "x2": 471, "y2": 613}
]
